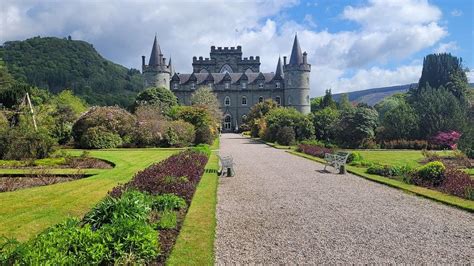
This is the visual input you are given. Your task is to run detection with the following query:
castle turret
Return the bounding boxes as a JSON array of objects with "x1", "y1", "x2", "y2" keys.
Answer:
[
  {"x1": 283, "y1": 34, "x2": 311, "y2": 114},
  {"x1": 142, "y1": 35, "x2": 171, "y2": 89}
]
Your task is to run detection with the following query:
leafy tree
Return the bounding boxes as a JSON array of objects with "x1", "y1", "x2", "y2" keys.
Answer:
[
  {"x1": 319, "y1": 89, "x2": 337, "y2": 110},
  {"x1": 337, "y1": 93, "x2": 352, "y2": 111},
  {"x1": 264, "y1": 107, "x2": 315, "y2": 142},
  {"x1": 133, "y1": 87, "x2": 177, "y2": 112},
  {"x1": 412, "y1": 85, "x2": 467, "y2": 138},
  {"x1": 374, "y1": 93, "x2": 406, "y2": 121},
  {"x1": 244, "y1": 99, "x2": 278, "y2": 137},
  {"x1": 190, "y1": 86, "x2": 222, "y2": 126},
  {"x1": 50, "y1": 90, "x2": 88, "y2": 144},
  {"x1": 377, "y1": 100, "x2": 419, "y2": 140},
  {"x1": 310, "y1": 97, "x2": 322, "y2": 112},
  {"x1": 335, "y1": 106, "x2": 379, "y2": 148},
  {"x1": 170, "y1": 105, "x2": 216, "y2": 144},
  {"x1": 0, "y1": 59, "x2": 15, "y2": 88},
  {"x1": 312, "y1": 107, "x2": 340, "y2": 142}
]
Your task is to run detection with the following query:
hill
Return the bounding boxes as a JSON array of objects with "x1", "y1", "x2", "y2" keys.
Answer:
[
  {"x1": 333, "y1": 83, "x2": 474, "y2": 105},
  {"x1": 0, "y1": 36, "x2": 144, "y2": 106}
]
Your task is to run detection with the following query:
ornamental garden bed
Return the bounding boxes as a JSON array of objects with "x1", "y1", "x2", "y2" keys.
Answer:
[
  {"x1": 0, "y1": 155, "x2": 114, "y2": 169},
  {"x1": 0, "y1": 173, "x2": 92, "y2": 192},
  {"x1": 0, "y1": 145, "x2": 213, "y2": 265}
]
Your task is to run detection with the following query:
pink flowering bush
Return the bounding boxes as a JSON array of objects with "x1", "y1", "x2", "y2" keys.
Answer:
[{"x1": 432, "y1": 131, "x2": 462, "y2": 150}]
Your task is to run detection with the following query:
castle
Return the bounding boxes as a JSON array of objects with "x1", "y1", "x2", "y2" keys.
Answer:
[{"x1": 141, "y1": 34, "x2": 311, "y2": 132}]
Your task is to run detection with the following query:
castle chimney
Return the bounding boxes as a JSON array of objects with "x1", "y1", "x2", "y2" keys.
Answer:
[
  {"x1": 142, "y1": 56, "x2": 145, "y2": 66},
  {"x1": 303, "y1": 52, "x2": 307, "y2": 64},
  {"x1": 283, "y1": 56, "x2": 287, "y2": 65}
]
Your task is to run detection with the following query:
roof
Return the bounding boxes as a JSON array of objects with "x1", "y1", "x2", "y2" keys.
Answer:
[
  {"x1": 148, "y1": 35, "x2": 163, "y2": 66},
  {"x1": 175, "y1": 72, "x2": 277, "y2": 85},
  {"x1": 289, "y1": 34, "x2": 303, "y2": 65}
]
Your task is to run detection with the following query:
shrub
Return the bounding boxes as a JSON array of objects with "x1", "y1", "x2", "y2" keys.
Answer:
[
  {"x1": 380, "y1": 139, "x2": 441, "y2": 150},
  {"x1": 367, "y1": 164, "x2": 401, "y2": 177},
  {"x1": 133, "y1": 87, "x2": 178, "y2": 112},
  {"x1": 195, "y1": 125, "x2": 215, "y2": 145},
  {"x1": 297, "y1": 143, "x2": 333, "y2": 158},
  {"x1": 264, "y1": 107, "x2": 315, "y2": 142},
  {"x1": 189, "y1": 144, "x2": 211, "y2": 158},
  {"x1": 132, "y1": 105, "x2": 166, "y2": 147},
  {"x1": 72, "y1": 106, "x2": 135, "y2": 144},
  {"x1": 152, "y1": 194, "x2": 186, "y2": 211},
  {"x1": 79, "y1": 126, "x2": 122, "y2": 149},
  {"x1": 439, "y1": 168, "x2": 474, "y2": 199},
  {"x1": 98, "y1": 218, "x2": 159, "y2": 263},
  {"x1": 431, "y1": 131, "x2": 462, "y2": 150},
  {"x1": 275, "y1": 126, "x2": 295, "y2": 145},
  {"x1": 83, "y1": 190, "x2": 152, "y2": 230},
  {"x1": 163, "y1": 120, "x2": 195, "y2": 147},
  {"x1": 157, "y1": 210, "x2": 177, "y2": 229},
  {"x1": 347, "y1": 152, "x2": 363, "y2": 163},
  {"x1": 413, "y1": 161, "x2": 446, "y2": 186},
  {"x1": 0, "y1": 127, "x2": 56, "y2": 160}
]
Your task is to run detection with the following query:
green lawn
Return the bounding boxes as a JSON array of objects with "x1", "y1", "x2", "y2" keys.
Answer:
[
  {"x1": 0, "y1": 148, "x2": 180, "y2": 241},
  {"x1": 347, "y1": 150, "x2": 454, "y2": 167},
  {"x1": 168, "y1": 143, "x2": 220, "y2": 265}
]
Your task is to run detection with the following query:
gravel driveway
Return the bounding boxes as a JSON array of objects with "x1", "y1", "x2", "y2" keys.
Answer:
[{"x1": 215, "y1": 133, "x2": 474, "y2": 264}]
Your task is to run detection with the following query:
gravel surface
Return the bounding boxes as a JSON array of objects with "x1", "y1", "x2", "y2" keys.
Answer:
[{"x1": 215, "y1": 134, "x2": 474, "y2": 264}]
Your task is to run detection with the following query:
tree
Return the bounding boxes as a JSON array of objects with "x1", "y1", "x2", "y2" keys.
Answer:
[
  {"x1": 378, "y1": 100, "x2": 419, "y2": 140},
  {"x1": 190, "y1": 86, "x2": 222, "y2": 127},
  {"x1": 319, "y1": 89, "x2": 337, "y2": 110},
  {"x1": 412, "y1": 85, "x2": 467, "y2": 138},
  {"x1": 264, "y1": 107, "x2": 314, "y2": 142},
  {"x1": 312, "y1": 107, "x2": 340, "y2": 142},
  {"x1": 133, "y1": 87, "x2": 178, "y2": 112},
  {"x1": 171, "y1": 105, "x2": 217, "y2": 144},
  {"x1": 374, "y1": 93, "x2": 406, "y2": 121},
  {"x1": 310, "y1": 97, "x2": 322, "y2": 112},
  {"x1": 335, "y1": 106, "x2": 378, "y2": 148},
  {"x1": 337, "y1": 93, "x2": 352, "y2": 111},
  {"x1": 244, "y1": 99, "x2": 278, "y2": 137},
  {"x1": 51, "y1": 90, "x2": 88, "y2": 144}
]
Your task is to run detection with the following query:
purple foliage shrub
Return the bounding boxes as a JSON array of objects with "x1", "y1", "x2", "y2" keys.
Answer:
[
  {"x1": 439, "y1": 168, "x2": 474, "y2": 200},
  {"x1": 432, "y1": 131, "x2": 462, "y2": 150},
  {"x1": 297, "y1": 144, "x2": 333, "y2": 158}
]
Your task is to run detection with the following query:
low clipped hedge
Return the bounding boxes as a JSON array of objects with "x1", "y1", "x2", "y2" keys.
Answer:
[{"x1": 296, "y1": 142, "x2": 333, "y2": 159}]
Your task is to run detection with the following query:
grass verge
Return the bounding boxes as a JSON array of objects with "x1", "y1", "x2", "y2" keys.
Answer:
[
  {"x1": 288, "y1": 150, "x2": 474, "y2": 213},
  {"x1": 0, "y1": 148, "x2": 179, "y2": 241},
  {"x1": 167, "y1": 145, "x2": 220, "y2": 265}
]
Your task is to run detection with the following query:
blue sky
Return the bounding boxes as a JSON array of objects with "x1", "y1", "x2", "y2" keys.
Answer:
[{"x1": 1, "y1": 0, "x2": 472, "y2": 96}]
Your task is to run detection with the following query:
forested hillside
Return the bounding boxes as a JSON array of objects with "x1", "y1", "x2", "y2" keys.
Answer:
[{"x1": 0, "y1": 36, "x2": 144, "y2": 106}]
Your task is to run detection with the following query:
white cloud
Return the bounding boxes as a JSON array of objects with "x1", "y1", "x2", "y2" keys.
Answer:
[
  {"x1": 450, "y1": 9, "x2": 463, "y2": 17},
  {"x1": 0, "y1": 0, "x2": 448, "y2": 96},
  {"x1": 303, "y1": 14, "x2": 317, "y2": 28},
  {"x1": 434, "y1": 41, "x2": 459, "y2": 53},
  {"x1": 467, "y1": 71, "x2": 474, "y2": 83}
]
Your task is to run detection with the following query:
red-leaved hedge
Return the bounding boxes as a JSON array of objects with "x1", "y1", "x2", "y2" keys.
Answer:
[
  {"x1": 297, "y1": 144, "x2": 333, "y2": 158},
  {"x1": 439, "y1": 168, "x2": 474, "y2": 200}
]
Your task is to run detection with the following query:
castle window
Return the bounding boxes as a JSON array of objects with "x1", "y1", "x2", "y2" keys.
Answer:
[
  {"x1": 276, "y1": 82, "x2": 280, "y2": 89},
  {"x1": 241, "y1": 96, "x2": 247, "y2": 106},
  {"x1": 225, "y1": 82, "x2": 230, "y2": 89},
  {"x1": 288, "y1": 95, "x2": 292, "y2": 105},
  {"x1": 242, "y1": 82, "x2": 246, "y2": 89},
  {"x1": 275, "y1": 96, "x2": 281, "y2": 105},
  {"x1": 258, "y1": 83, "x2": 264, "y2": 89},
  {"x1": 224, "y1": 96, "x2": 231, "y2": 106},
  {"x1": 191, "y1": 82, "x2": 195, "y2": 89},
  {"x1": 173, "y1": 83, "x2": 178, "y2": 90},
  {"x1": 209, "y1": 83, "x2": 213, "y2": 89},
  {"x1": 258, "y1": 96, "x2": 264, "y2": 103},
  {"x1": 307, "y1": 95, "x2": 310, "y2": 103},
  {"x1": 288, "y1": 79, "x2": 292, "y2": 86},
  {"x1": 220, "y1": 64, "x2": 234, "y2": 74}
]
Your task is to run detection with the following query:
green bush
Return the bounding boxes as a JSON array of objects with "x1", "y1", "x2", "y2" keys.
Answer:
[
  {"x1": 98, "y1": 218, "x2": 159, "y2": 263},
  {"x1": 157, "y1": 210, "x2": 177, "y2": 229},
  {"x1": 275, "y1": 126, "x2": 295, "y2": 145},
  {"x1": 264, "y1": 107, "x2": 315, "y2": 142},
  {"x1": 152, "y1": 194, "x2": 186, "y2": 211},
  {"x1": 367, "y1": 164, "x2": 398, "y2": 177},
  {"x1": 83, "y1": 190, "x2": 152, "y2": 230},
  {"x1": 72, "y1": 106, "x2": 135, "y2": 145},
  {"x1": 0, "y1": 127, "x2": 56, "y2": 160},
  {"x1": 79, "y1": 126, "x2": 123, "y2": 149},
  {"x1": 195, "y1": 125, "x2": 215, "y2": 145},
  {"x1": 189, "y1": 144, "x2": 211, "y2": 157},
  {"x1": 416, "y1": 161, "x2": 446, "y2": 185},
  {"x1": 347, "y1": 152, "x2": 363, "y2": 163},
  {"x1": 163, "y1": 120, "x2": 195, "y2": 147}
]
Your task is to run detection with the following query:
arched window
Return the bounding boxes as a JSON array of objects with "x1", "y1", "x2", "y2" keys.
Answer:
[
  {"x1": 241, "y1": 82, "x2": 246, "y2": 89},
  {"x1": 258, "y1": 96, "x2": 264, "y2": 103},
  {"x1": 276, "y1": 82, "x2": 280, "y2": 89},
  {"x1": 223, "y1": 115, "x2": 232, "y2": 130},
  {"x1": 287, "y1": 95, "x2": 292, "y2": 105},
  {"x1": 241, "y1": 96, "x2": 247, "y2": 105},
  {"x1": 191, "y1": 82, "x2": 195, "y2": 89},
  {"x1": 225, "y1": 82, "x2": 230, "y2": 89},
  {"x1": 258, "y1": 83, "x2": 264, "y2": 89},
  {"x1": 173, "y1": 83, "x2": 178, "y2": 90},
  {"x1": 220, "y1": 64, "x2": 233, "y2": 73},
  {"x1": 275, "y1": 96, "x2": 281, "y2": 105},
  {"x1": 224, "y1": 96, "x2": 231, "y2": 106}
]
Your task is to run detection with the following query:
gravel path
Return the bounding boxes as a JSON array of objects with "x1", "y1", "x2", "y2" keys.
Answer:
[{"x1": 215, "y1": 133, "x2": 474, "y2": 264}]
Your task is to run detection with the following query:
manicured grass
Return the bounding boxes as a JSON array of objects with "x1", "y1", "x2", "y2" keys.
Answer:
[
  {"x1": 0, "y1": 148, "x2": 180, "y2": 241},
  {"x1": 288, "y1": 150, "x2": 474, "y2": 212},
  {"x1": 350, "y1": 150, "x2": 453, "y2": 167},
  {"x1": 167, "y1": 145, "x2": 220, "y2": 265}
]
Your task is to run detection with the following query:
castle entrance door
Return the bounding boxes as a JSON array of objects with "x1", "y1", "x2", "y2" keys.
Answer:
[{"x1": 223, "y1": 115, "x2": 232, "y2": 131}]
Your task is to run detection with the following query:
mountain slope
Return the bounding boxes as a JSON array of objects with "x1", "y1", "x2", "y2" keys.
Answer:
[{"x1": 0, "y1": 36, "x2": 144, "y2": 106}]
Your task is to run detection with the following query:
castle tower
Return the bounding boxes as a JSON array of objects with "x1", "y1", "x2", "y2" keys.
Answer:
[
  {"x1": 142, "y1": 35, "x2": 171, "y2": 89},
  {"x1": 283, "y1": 34, "x2": 311, "y2": 114}
]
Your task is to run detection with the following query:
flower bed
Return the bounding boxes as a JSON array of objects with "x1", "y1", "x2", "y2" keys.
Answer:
[
  {"x1": 0, "y1": 148, "x2": 210, "y2": 265},
  {"x1": 297, "y1": 143, "x2": 333, "y2": 159}
]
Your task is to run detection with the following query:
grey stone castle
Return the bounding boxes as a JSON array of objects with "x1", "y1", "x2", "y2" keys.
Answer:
[{"x1": 141, "y1": 34, "x2": 311, "y2": 131}]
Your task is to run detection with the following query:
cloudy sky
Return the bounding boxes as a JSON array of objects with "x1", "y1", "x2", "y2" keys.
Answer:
[{"x1": 1, "y1": 0, "x2": 472, "y2": 96}]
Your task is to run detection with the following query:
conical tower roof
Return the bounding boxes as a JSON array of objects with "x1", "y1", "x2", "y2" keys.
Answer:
[
  {"x1": 148, "y1": 35, "x2": 163, "y2": 66},
  {"x1": 289, "y1": 34, "x2": 303, "y2": 65},
  {"x1": 275, "y1": 57, "x2": 283, "y2": 77},
  {"x1": 168, "y1": 57, "x2": 175, "y2": 76}
]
